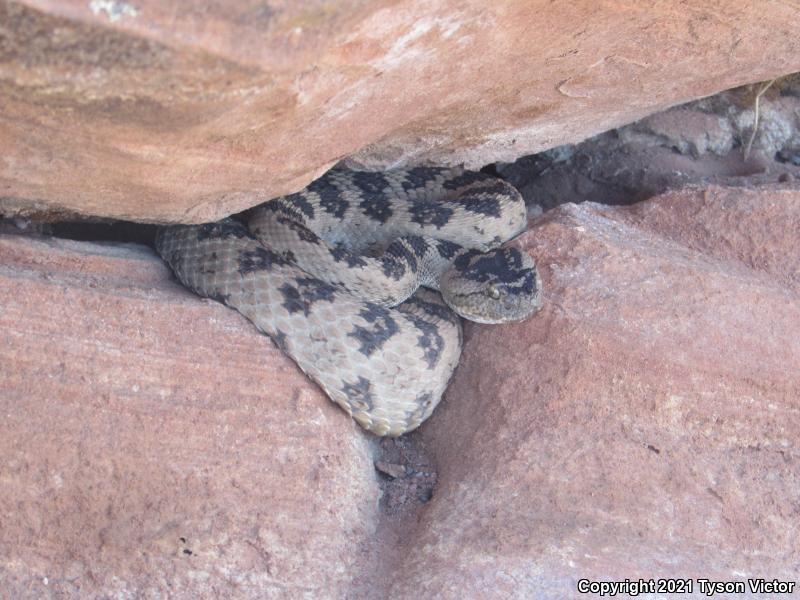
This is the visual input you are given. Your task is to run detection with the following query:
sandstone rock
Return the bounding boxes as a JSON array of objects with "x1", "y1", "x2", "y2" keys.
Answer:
[
  {"x1": 3, "y1": 1, "x2": 800, "y2": 222},
  {"x1": 389, "y1": 185, "x2": 800, "y2": 597},
  {"x1": 0, "y1": 232, "x2": 382, "y2": 597},
  {"x1": 2, "y1": 183, "x2": 799, "y2": 597}
]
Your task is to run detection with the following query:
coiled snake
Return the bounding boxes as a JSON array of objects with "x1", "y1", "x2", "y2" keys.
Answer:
[{"x1": 156, "y1": 167, "x2": 541, "y2": 436}]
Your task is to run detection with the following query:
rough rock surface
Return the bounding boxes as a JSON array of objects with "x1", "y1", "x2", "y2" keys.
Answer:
[
  {"x1": 0, "y1": 233, "x2": 382, "y2": 598},
  {"x1": 498, "y1": 76, "x2": 800, "y2": 213},
  {"x1": 3, "y1": 0, "x2": 800, "y2": 222},
  {"x1": 2, "y1": 183, "x2": 799, "y2": 597},
  {"x1": 391, "y1": 185, "x2": 800, "y2": 597}
]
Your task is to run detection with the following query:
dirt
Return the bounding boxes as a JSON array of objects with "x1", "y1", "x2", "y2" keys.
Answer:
[{"x1": 373, "y1": 433, "x2": 438, "y2": 517}]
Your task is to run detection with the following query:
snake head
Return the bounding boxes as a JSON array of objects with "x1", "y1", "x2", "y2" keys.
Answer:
[{"x1": 440, "y1": 247, "x2": 542, "y2": 324}]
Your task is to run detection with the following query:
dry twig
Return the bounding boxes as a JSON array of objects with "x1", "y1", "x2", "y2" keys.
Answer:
[{"x1": 743, "y1": 78, "x2": 778, "y2": 160}]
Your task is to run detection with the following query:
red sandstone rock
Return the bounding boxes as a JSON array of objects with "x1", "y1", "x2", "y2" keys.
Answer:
[
  {"x1": 0, "y1": 233, "x2": 382, "y2": 597},
  {"x1": 2, "y1": 184, "x2": 799, "y2": 597},
  {"x1": 2, "y1": 1, "x2": 800, "y2": 222},
  {"x1": 389, "y1": 185, "x2": 800, "y2": 597}
]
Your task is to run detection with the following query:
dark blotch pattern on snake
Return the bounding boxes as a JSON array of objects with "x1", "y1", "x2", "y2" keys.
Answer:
[{"x1": 156, "y1": 167, "x2": 542, "y2": 435}]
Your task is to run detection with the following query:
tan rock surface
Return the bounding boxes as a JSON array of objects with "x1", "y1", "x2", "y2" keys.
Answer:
[
  {"x1": 3, "y1": 0, "x2": 800, "y2": 222},
  {"x1": 0, "y1": 233, "x2": 382, "y2": 597},
  {"x1": 388, "y1": 185, "x2": 800, "y2": 597}
]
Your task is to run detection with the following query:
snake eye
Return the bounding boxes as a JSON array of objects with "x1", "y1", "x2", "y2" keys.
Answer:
[{"x1": 487, "y1": 284, "x2": 501, "y2": 299}]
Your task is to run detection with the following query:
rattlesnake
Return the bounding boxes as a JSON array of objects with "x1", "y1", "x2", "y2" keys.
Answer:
[{"x1": 156, "y1": 167, "x2": 541, "y2": 436}]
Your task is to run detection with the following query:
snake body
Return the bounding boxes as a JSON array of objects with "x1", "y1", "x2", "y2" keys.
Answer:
[{"x1": 156, "y1": 167, "x2": 541, "y2": 436}]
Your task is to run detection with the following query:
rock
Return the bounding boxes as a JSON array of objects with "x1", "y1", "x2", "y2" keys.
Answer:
[
  {"x1": 498, "y1": 82, "x2": 800, "y2": 211},
  {"x1": 620, "y1": 108, "x2": 735, "y2": 157},
  {"x1": 388, "y1": 185, "x2": 800, "y2": 597},
  {"x1": 3, "y1": 1, "x2": 800, "y2": 222},
  {"x1": 639, "y1": 79, "x2": 800, "y2": 160},
  {"x1": 2, "y1": 183, "x2": 800, "y2": 597},
  {"x1": 374, "y1": 461, "x2": 407, "y2": 479},
  {"x1": 0, "y1": 232, "x2": 383, "y2": 597}
]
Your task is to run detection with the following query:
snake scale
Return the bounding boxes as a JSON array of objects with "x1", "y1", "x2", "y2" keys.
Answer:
[{"x1": 156, "y1": 167, "x2": 541, "y2": 436}]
